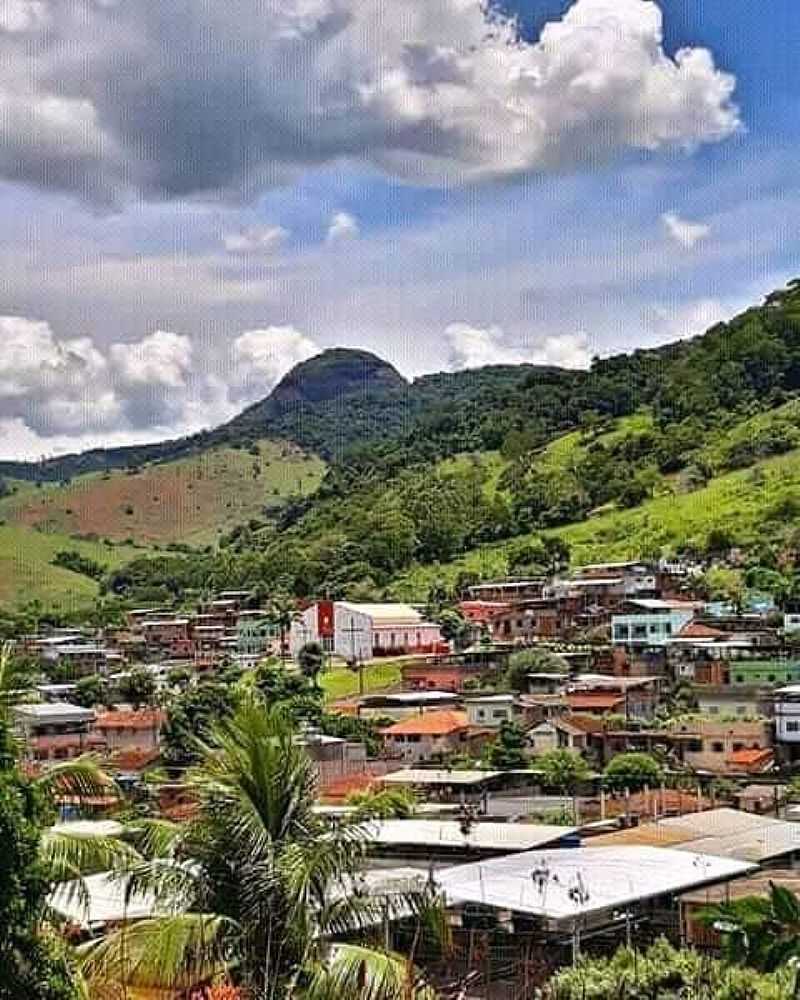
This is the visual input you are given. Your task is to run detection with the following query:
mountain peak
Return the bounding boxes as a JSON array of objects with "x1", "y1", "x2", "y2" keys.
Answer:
[{"x1": 268, "y1": 347, "x2": 408, "y2": 406}]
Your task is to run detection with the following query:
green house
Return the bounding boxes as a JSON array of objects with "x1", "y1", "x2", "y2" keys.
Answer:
[{"x1": 729, "y1": 660, "x2": 800, "y2": 687}]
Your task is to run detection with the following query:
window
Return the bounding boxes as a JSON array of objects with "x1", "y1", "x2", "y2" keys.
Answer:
[
  {"x1": 664, "y1": 622, "x2": 672, "y2": 635},
  {"x1": 686, "y1": 739, "x2": 703, "y2": 752},
  {"x1": 768, "y1": 674, "x2": 776, "y2": 683},
  {"x1": 633, "y1": 625, "x2": 647, "y2": 639},
  {"x1": 732, "y1": 742, "x2": 744, "y2": 752},
  {"x1": 711, "y1": 741, "x2": 724, "y2": 753},
  {"x1": 476, "y1": 709, "x2": 485, "y2": 719},
  {"x1": 406, "y1": 735, "x2": 421, "y2": 743},
  {"x1": 735, "y1": 675, "x2": 744, "y2": 683},
  {"x1": 736, "y1": 706, "x2": 747, "y2": 715},
  {"x1": 786, "y1": 721, "x2": 800, "y2": 733},
  {"x1": 615, "y1": 624, "x2": 630, "y2": 640},
  {"x1": 492, "y1": 710, "x2": 506, "y2": 719}
]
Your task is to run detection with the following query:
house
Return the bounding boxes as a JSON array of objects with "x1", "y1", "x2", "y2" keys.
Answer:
[
  {"x1": 728, "y1": 659, "x2": 800, "y2": 687},
  {"x1": 773, "y1": 683, "x2": 800, "y2": 762},
  {"x1": 694, "y1": 685, "x2": 774, "y2": 719},
  {"x1": 527, "y1": 714, "x2": 601, "y2": 755},
  {"x1": 611, "y1": 599, "x2": 698, "y2": 647},
  {"x1": 342, "y1": 690, "x2": 461, "y2": 721},
  {"x1": 566, "y1": 674, "x2": 661, "y2": 720},
  {"x1": 380, "y1": 710, "x2": 478, "y2": 763},
  {"x1": 94, "y1": 709, "x2": 164, "y2": 757},
  {"x1": 400, "y1": 646, "x2": 510, "y2": 692},
  {"x1": 39, "y1": 643, "x2": 122, "y2": 678},
  {"x1": 466, "y1": 579, "x2": 545, "y2": 603},
  {"x1": 671, "y1": 718, "x2": 773, "y2": 774},
  {"x1": 784, "y1": 612, "x2": 800, "y2": 633},
  {"x1": 464, "y1": 694, "x2": 515, "y2": 729},
  {"x1": 13, "y1": 703, "x2": 104, "y2": 763},
  {"x1": 458, "y1": 600, "x2": 510, "y2": 642},
  {"x1": 734, "y1": 783, "x2": 787, "y2": 815}
]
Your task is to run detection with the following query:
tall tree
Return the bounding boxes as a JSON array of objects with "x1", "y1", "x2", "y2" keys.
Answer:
[{"x1": 82, "y1": 700, "x2": 445, "y2": 998}]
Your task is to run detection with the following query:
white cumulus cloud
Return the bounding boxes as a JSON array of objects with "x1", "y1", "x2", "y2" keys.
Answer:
[
  {"x1": 223, "y1": 225, "x2": 289, "y2": 255},
  {"x1": 661, "y1": 211, "x2": 711, "y2": 248},
  {"x1": 326, "y1": 212, "x2": 360, "y2": 243},
  {"x1": 0, "y1": 0, "x2": 740, "y2": 201},
  {"x1": 445, "y1": 323, "x2": 591, "y2": 371},
  {"x1": 230, "y1": 326, "x2": 320, "y2": 402},
  {"x1": 647, "y1": 298, "x2": 730, "y2": 342}
]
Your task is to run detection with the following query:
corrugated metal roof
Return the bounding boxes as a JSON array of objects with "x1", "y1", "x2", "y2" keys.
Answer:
[
  {"x1": 592, "y1": 808, "x2": 800, "y2": 863},
  {"x1": 366, "y1": 819, "x2": 575, "y2": 852},
  {"x1": 382, "y1": 768, "x2": 500, "y2": 786},
  {"x1": 436, "y1": 846, "x2": 753, "y2": 922}
]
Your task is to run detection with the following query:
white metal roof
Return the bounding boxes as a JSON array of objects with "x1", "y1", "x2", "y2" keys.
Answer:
[
  {"x1": 48, "y1": 872, "x2": 162, "y2": 928},
  {"x1": 464, "y1": 694, "x2": 515, "y2": 704},
  {"x1": 365, "y1": 819, "x2": 575, "y2": 852},
  {"x1": 337, "y1": 602, "x2": 424, "y2": 623},
  {"x1": 435, "y1": 846, "x2": 753, "y2": 923},
  {"x1": 13, "y1": 702, "x2": 94, "y2": 721},
  {"x1": 50, "y1": 820, "x2": 125, "y2": 838},
  {"x1": 382, "y1": 768, "x2": 501, "y2": 787}
]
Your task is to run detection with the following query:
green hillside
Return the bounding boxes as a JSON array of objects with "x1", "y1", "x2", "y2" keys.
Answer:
[
  {"x1": 0, "y1": 440, "x2": 324, "y2": 547},
  {"x1": 0, "y1": 439, "x2": 325, "y2": 609},
  {"x1": 388, "y1": 442, "x2": 800, "y2": 599},
  {"x1": 0, "y1": 523, "x2": 144, "y2": 610}
]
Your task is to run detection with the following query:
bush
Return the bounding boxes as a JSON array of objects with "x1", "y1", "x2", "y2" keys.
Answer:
[
  {"x1": 603, "y1": 752, "x2": 662, "y2": 791},
  {"x1": 545, "y1": 938, "x2": 792, "y2": 999}
]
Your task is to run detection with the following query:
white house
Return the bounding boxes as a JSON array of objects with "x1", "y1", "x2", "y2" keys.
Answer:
[
  {"x1": 784, "y1": 613, "x2": 800, "y2": 634},
  {"x1": 464, "y1": 694, "x2": 515, "y2": 729},
  {"x1": 775, "y1": 684, "x2": 800, "y2": 761},
  {"x1": 333, "y1": 602, "x2": 443, "y2": 661}
]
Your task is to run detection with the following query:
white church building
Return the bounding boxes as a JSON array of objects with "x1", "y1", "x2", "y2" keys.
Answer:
[{"x1": 291, "y1": 601, "x2": 444, "y2": 662}]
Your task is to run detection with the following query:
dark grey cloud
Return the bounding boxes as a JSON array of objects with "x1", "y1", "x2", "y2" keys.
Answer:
[{"x1": 0, "y1": 0, "x2": 739, "y2": 204}]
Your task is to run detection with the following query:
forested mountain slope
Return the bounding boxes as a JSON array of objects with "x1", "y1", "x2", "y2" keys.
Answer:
[{"x1": 5, "y1": 279, "x2": 800, "y2": 609}]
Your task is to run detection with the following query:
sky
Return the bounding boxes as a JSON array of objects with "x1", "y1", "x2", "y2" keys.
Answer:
[{"x1": 0, "y1": 0, "x2": 798, "y2": 460}]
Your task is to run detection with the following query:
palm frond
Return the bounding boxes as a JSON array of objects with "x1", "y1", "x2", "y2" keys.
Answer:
[
  {"x1": 42, "y1": 829, "x2": 143, "y2": 883},
  {"x1": 79, "y1": 913, "x2": 237, "y2": 991},
  {"x1": 303, "y1": 944, "x2": 438, "y2": 1000},
  {"x1": 34, "y1": 754, "x2": 118, "y2": 802},
  {"x1": 123, "y1": 817, "x2": 183, "y2": 860}
]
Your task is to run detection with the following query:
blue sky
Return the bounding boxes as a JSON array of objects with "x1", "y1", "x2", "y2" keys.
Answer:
[{"x1": 0, "y1": 0, "x2": 798, "y2": 458}]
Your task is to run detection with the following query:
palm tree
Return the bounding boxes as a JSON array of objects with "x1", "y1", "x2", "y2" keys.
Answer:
[
  {"x1": 81, "y1": 699, "x2": 445, "y2": 998},
  {"x1": 268, "y1": 594, "x2": 300, "y2": 662}
]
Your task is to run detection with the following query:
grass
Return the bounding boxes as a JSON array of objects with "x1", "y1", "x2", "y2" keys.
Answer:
[
  {"x1": 0, "y1": 438, "x2": 325, "y2": 547},
  {"x1": 0, "y1": 522, "x2": 145, "y2": 610},
  {"x1": 389, "y1": 443, "x2": 800, "y2": 600},
  {"x1": 321, "y1": 659, "x2": 404, "y2": 702}
]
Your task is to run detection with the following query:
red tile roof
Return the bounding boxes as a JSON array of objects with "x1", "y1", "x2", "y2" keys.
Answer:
[
  {"x1": 566, "y1": 693, "x2": 625, "y2": 712},
  {"x1": 678, "y1": 622, "x2": 729, "y2": 640},
  {"x1": 381, "y1": 710, "x2": 469, "y2": 736},
  {"x1": 726, "y1": 747, "x2": 775, "y2": 772},
  {"x1": 95, "y1": 709, "x2": 165, "y2": 730}
]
